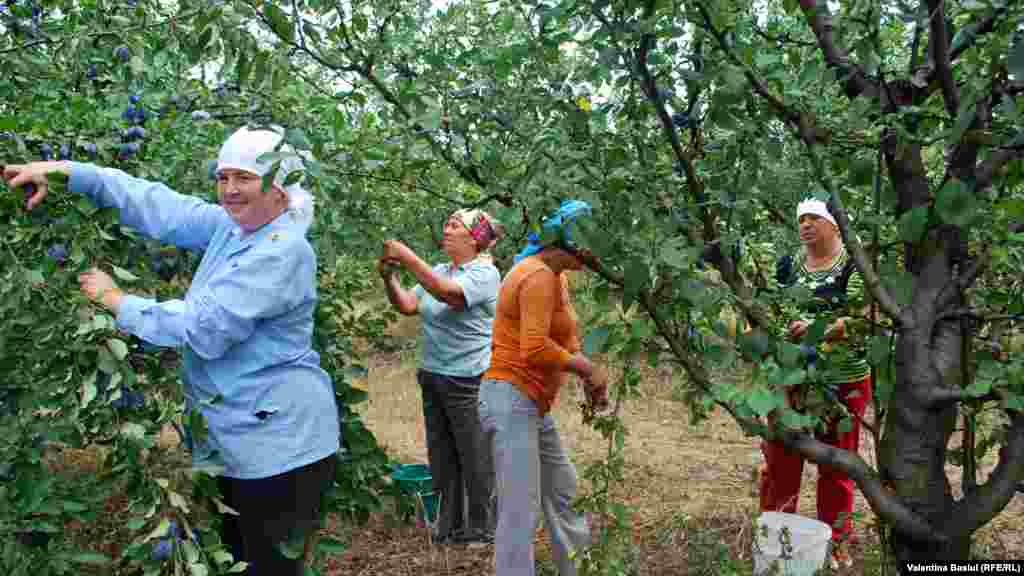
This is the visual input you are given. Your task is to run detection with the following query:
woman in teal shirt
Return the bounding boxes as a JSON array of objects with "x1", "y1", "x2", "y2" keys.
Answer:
[
  {"x1": 379, "y1": 209, "x2": 502, "y2": 544},
  {"x1": 4, "y1": 126, "x2": 339, "y2": 576}
]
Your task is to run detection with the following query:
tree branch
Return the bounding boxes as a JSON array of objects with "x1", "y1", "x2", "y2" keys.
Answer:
[
  {"x1": 948, "y1": 0, "x2": 1019, "y2": 63},
  {"x1": 798, "y1": 0, "x2": 887, "y2": 107},
  {"x1": 936, "y1": 244, "x2": 990, "y2": 312},
  {"x1": 697, "y1": 3, "x2": 810, "y2": 141},
  {"x1": 926, "y1": 0, "x2": 960, "y2": 117},
  {"x1": 976, "y1": 147, "x2": 1024, "y2": 191},
  {"x1": 777, "y1": 430, "x2": 949, "y2": 544},
  {"x1": 750, "y1": 20, "x2": 816, "y2": 48},
  {"x1": 955, "y1": 409, "x2": 1024, "y2": 535}
]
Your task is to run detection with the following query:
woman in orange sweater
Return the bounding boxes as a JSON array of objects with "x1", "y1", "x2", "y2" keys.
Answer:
[{"x1": 480, "y1": 200, "x2": 608, "y2": 576}]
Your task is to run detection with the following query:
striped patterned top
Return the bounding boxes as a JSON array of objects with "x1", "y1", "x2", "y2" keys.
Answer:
[{"x1": 794, "y1": 248, "x2": 871, "y2": 384}]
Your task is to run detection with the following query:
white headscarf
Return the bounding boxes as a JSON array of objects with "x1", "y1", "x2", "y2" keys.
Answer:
[
  {"x1": 796, "y1": 198, "x2": 837, "y2": 228},
  {"x1": 216, "y1": 126, "x2": 315, "y2": 231}
]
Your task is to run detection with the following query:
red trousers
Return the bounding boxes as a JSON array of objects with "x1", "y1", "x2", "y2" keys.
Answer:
[{"x1": 759, "y1": 375, "x2": 872, "y2": 543}]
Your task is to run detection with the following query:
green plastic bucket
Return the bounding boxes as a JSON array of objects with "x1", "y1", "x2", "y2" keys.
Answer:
[
  {"x1": 390, "y1": 464, "x2": 437, "y2": 525},
  {"x1": 391, "y1": 463, "x2": 432, "y2": 494}
]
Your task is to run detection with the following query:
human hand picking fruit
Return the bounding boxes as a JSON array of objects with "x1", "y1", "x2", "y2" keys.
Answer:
[
  {"x1": 3, "y1": 161, "x2": 71, "y2": 210},
  {"x1": 381, "y1": 239, "x2": 415, "y2": 266},
  {"x1": 79, "y1": 268, "x2": 124, "y2": 312}
]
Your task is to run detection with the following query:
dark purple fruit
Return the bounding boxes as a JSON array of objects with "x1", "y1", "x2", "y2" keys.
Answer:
[
  {"x1": 123, "y1": 126, "x2": 146, "y2": 141},
  {"x1": 46, "y1": 243, "x2": 67, "y2": 263},
  {"x1": 151, "y1": 538, "x2": 173, "y2": 561},
  {"x1": 118, "y1": 142, "x2": 140, "y2": 160}
]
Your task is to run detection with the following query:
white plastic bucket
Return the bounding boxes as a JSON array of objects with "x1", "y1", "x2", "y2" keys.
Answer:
[{"x1": 752, "y1": 512, "x2": 832, "y2": 576}]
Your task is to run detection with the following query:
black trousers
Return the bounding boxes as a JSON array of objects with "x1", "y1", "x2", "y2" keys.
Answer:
[
  {"x1": 417, "y1": 370, "x2": 495, "y2": 541},
  {"x1": 218, "y1": 453, "x2": 337, "y2": 576}
]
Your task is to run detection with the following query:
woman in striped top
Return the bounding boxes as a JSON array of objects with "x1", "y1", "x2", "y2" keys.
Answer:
[{"x1": 760, "y1": 199, "x2": 872, "y2": 571}]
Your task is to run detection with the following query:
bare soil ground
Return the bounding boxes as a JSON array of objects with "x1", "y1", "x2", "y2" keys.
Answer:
[{"x1": 319, "y1": 341, "x2": 1024, "y2": 575}]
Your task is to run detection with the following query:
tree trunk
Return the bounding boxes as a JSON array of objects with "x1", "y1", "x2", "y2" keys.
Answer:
[
  {"x1": 880, "y1": 329, "x2": 969, "y2": 562},
  {"x1": 880, "y1": 136, "x2": 971, "y2": 562}
]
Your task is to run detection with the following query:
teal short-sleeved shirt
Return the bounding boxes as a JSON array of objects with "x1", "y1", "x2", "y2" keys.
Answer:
[{"x1": 413, "y1": 258, "x2": 500, "y2": 377}]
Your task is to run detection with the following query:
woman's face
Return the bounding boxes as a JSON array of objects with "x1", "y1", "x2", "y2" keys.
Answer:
[
  {"x1": 798, "y1": 214, "x2": 837, "y2": 246},
  {"x1": 443, "y1": 212, "x2": 478, "y2": 258},
  {"x1": 217, "y1": 168, "x2": 288, "y2": 232}
]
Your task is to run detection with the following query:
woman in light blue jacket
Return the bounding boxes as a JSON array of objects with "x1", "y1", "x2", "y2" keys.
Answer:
[{"x1": 4, "y1": 127, "x2": 339, "y2": 576}]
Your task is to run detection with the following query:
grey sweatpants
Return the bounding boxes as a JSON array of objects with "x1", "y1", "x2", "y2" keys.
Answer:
[
  {"x1": 417, "y1": 370, "x2": 495, "y2": 541},
  {"x1": 479, "y1": 379, "x2": 590, "y2": 576}
]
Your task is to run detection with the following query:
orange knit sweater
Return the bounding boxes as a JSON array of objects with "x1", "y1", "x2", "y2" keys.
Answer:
[{"x1": 484, "y1": 257, "x2": 580, "y2": 415}]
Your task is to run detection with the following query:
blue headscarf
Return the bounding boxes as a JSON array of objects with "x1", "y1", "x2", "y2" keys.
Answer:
[{"x1": 513, "y1": 200, "x2": 593, "y2": 264}]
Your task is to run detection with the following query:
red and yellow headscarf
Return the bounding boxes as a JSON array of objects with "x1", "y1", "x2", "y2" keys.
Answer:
[{"x1": 454, "y1": 208, "x2": 502, "y2": 251}]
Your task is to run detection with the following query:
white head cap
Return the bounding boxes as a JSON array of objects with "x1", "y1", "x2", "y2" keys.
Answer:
[
  {"x1": 796, "y1": 198, "x2": 837, "y2": 228},
  {"x1": 216, "y1": 126, "x2": 315, "y2": 231}
]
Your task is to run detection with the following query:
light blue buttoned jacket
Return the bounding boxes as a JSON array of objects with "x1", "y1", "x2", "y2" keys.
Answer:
[{"x1": 69, "y1": 163, "x2": 340, "y2": 479}]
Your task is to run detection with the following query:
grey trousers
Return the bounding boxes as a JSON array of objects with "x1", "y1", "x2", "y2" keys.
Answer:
[
  {"x1": 417, "y1": 370, "x2": 495, "y2": 541},
  {"x1": 479, "y1": 379, "x2": 590, "y2": 576}
]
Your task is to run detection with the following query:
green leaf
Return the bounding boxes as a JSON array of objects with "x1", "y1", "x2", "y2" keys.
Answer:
[
  {"x1": 780, "y1": 367, "x2": 806, "y2": 388},
  {"x1": 265, "y1": 3, "x2": 295, "y2": 43},
  {"x1": 965, "y1": 378, "x2": 992, "y2": 397},
  {"x1": 278, "y1": 537, "x2": 305, "y2": 560},
  {"x1": 120, "y1": 422, "x2": 147, "y2": 441},
  {"x1": 111, "y1": 265, "x2": 139, "y2": 283},
  {"x1": 868, "y1": 335, "x2": 892, "y2": 366},
  {"x1": 935, "y1": 179, "x2": 979, "y2": 228},
  {"x1": 81, "y1": 371, "x2": 97, "y2": 409},
  {"x1": 746, "y1": 386, "x2": 781, "y2": 417},
  {"x1": 107, "y1": 338, "x2": 129, "y2": 361},
  {"x1": 228, "y1": 563, "x2": 250, "y2": 574},
  {"x1": 623, "y1": 258, "x2": 648, "y2": 300},
  {"x1": 237, "y1": 50, "x2": 252, "y2": 87},
  {"x1": 69, "y1": 553, "x2": 110, "y2": 565},
  {"x1": 252, "y1": 51, "x2": 270, "y2": 88},
  {"x1": 285, "y1": 128, "x2": 312, "y2": 150},
  {"x1": 949, "y1": 100, "x2": 977, "y2": 144},
  {"x1": 660, "y1": 237, "x2": 692, "y2": 269},
  {"x1": 898, "y1": 206, "x2": 930, "y2": 242},
  {"x1": 777, "y1": 342, "x2": 802, "y2": 368},
  {"x1": 317, "y1": 537, "x2": 348, "y2": 555},
  {"x1": 189, "y1": 563, "x2": 209, "y2": 576},
  {"x1": 1009, "y1": 40, "x2": 1024, "y2": 79}
]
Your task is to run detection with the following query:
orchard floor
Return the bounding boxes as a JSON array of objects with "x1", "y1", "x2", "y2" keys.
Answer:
[{"x1": 316, "y1": 344, "x2": 1024, "y2": 575}]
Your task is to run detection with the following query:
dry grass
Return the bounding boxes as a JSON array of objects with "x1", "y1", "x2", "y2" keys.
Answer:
[{"x1": 329, "y1": 348, "x2": 1024, "y2": 575}]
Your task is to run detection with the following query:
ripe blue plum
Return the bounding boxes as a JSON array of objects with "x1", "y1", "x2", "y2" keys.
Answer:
[
  {"x1": 82, "y1": 142, "x2": 98, "y2": 158},
  {"x1": 46, "y1": 243, "x2": 68, "y2": 263},
  {"x1": 190, "y1": 110, "x2": 211, "y2": 121},
  {"x1": 110, "y1": 385, "x2": 145, "y2": 410},
  {"x1": 123, "y1": 126, "x2": 146, "y2": 141},
  {"x1": 114, "y1": 45, "x2": 130, "y2": 62},
  {"x1": 38, "y1": 143, "x2": 53, "y2": 160},
  {"x1": 58, "y1": 144, "x2": 71, "y2": 160},
  {"x1": 151, "y1": 538, "x2": 173, "y2": 561},
  {"x1": 799, "y1": 344, "x2": 818, "y2": 368},
  {"x1": 118, "y1": 142, "x2": 140, "y2": 160}
]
